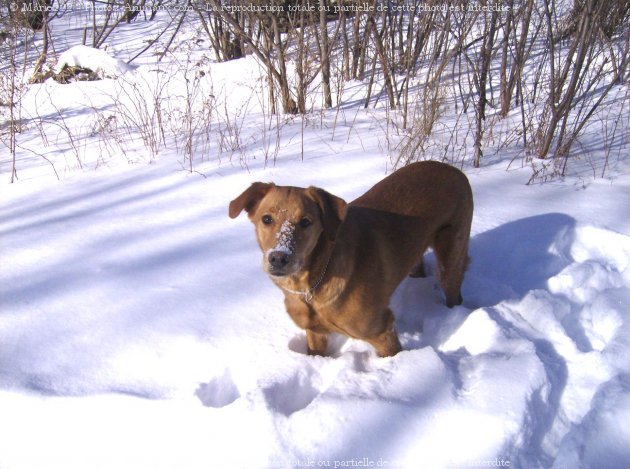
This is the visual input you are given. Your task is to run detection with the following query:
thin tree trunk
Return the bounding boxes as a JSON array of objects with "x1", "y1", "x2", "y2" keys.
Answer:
[
  {"x1": 319, "y1": 0, "x2": 332, "y2": 108},
  {"x1": 473, "y1": 8, "x2": 499, "y2": 167}
]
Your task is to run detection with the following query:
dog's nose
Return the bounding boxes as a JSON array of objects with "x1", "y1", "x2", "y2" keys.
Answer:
[{"x1": 268, "y1": 250, "x2": 290, "y2": 270}]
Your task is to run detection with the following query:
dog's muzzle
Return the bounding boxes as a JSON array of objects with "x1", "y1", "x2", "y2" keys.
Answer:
[{"x1": 266, "y1": 220, "x2": 298, "y2": 276}]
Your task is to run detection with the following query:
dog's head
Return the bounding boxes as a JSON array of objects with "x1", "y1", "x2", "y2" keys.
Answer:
[{"x1": 229, "y1": 182, "x2": 347, "y2": 277}]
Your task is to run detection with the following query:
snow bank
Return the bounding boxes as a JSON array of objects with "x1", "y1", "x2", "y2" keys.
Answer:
[{"x1": 53, "y1": 45, "x2": 132, "y2": 79}]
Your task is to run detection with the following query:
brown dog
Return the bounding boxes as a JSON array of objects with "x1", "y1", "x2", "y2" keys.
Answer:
[{"x1": 229, "y1": 161, "x2": 473, "y2": 357}]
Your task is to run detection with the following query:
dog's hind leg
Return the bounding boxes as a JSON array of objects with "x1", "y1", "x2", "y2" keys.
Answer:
[
  {"x1": 433, "y1": 224, "x2": 469, "y2": 308},
  {"x1": 409, "y1": 259, "x2": 426, "y2": 278}
]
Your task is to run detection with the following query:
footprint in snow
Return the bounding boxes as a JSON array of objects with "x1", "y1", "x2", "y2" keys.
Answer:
[
  {"x1": 195, "y1": 370, "x2": 241, "y2": 408},
  {"x1": 288, "y1": 332, "x2": 348, "y2": 357},
  {"x1": 263, "y1": 368, "x2": 322, "y2": 416}
]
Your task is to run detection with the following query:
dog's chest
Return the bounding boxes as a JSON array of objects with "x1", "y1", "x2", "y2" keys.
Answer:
[{"x1": 284, "y1": 295, "x2": 345, "y2": 335}]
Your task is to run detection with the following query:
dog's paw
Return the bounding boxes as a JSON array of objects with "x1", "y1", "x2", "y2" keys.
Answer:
[{"x1": 195, "y1": 370, "x2": 241, "y2": 408}]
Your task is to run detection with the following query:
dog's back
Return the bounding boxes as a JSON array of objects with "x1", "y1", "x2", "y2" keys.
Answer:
[
  {"x1": 340, "y1": 161, "x2": 473, "y2": 310},
  {"x1": 351, "y1": 161, "x2": 473, "y2": 220}
]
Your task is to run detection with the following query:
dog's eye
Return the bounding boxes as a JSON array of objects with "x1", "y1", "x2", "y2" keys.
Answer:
[
  {"x1": 262, "y1": 215, "x2": 273, "y2": 225},
  {"x1": 299, "y1": 217, "x2": 312, "y2": 228}
]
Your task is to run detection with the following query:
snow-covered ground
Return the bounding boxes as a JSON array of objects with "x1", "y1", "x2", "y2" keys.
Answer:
[
  {"x1": 2, "y1": 151, "x2": 630, "y2": 469},
  {"x1": 2, "y1": 6, "x2": 630, "y2": 469}
]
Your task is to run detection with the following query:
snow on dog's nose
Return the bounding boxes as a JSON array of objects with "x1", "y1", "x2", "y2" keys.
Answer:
[{"x1": 266, "y1": 220, "x2": 295, "y2": 276}]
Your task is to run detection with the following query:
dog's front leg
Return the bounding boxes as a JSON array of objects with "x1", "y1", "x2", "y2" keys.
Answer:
[
  {"x1": 306, "y1": 330, "x2": 328, "y2": 356},
  {"x1": 284, "y1": 295, "x2": 330, "y2": 356},
  {"x1": 364, "y1": 308, "x2": 402, "y2": 357}
]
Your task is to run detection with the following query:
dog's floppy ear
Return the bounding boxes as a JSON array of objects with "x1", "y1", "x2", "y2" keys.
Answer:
[
  {"x1": 306, "y1": 187, "x2": 347, "y2": 241},
  {"x1": 229, "y1": 182, "x2": 275, "y2": 219}
]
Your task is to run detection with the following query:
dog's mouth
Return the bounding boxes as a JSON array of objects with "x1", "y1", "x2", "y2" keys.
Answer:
[
  {"x1": 267, "y1": 268, "x2": 289, "y2": 277},
  {"x1": 266, "y1": 264, "x2": 300, "y2": 278}
]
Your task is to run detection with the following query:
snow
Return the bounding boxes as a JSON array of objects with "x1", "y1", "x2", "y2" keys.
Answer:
[
  {"x1": 269, "y1": 219, "x2": 296, "y2": 255},
  {"x1": 2, "y1": 6, "x2": 630, "y2": 469},
  {"x1": 2, "y1": 156, "x2": 630, "y2": 469},
  {"x1": 53, "y1": 45, "x2": 133, "y2": 79}
]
